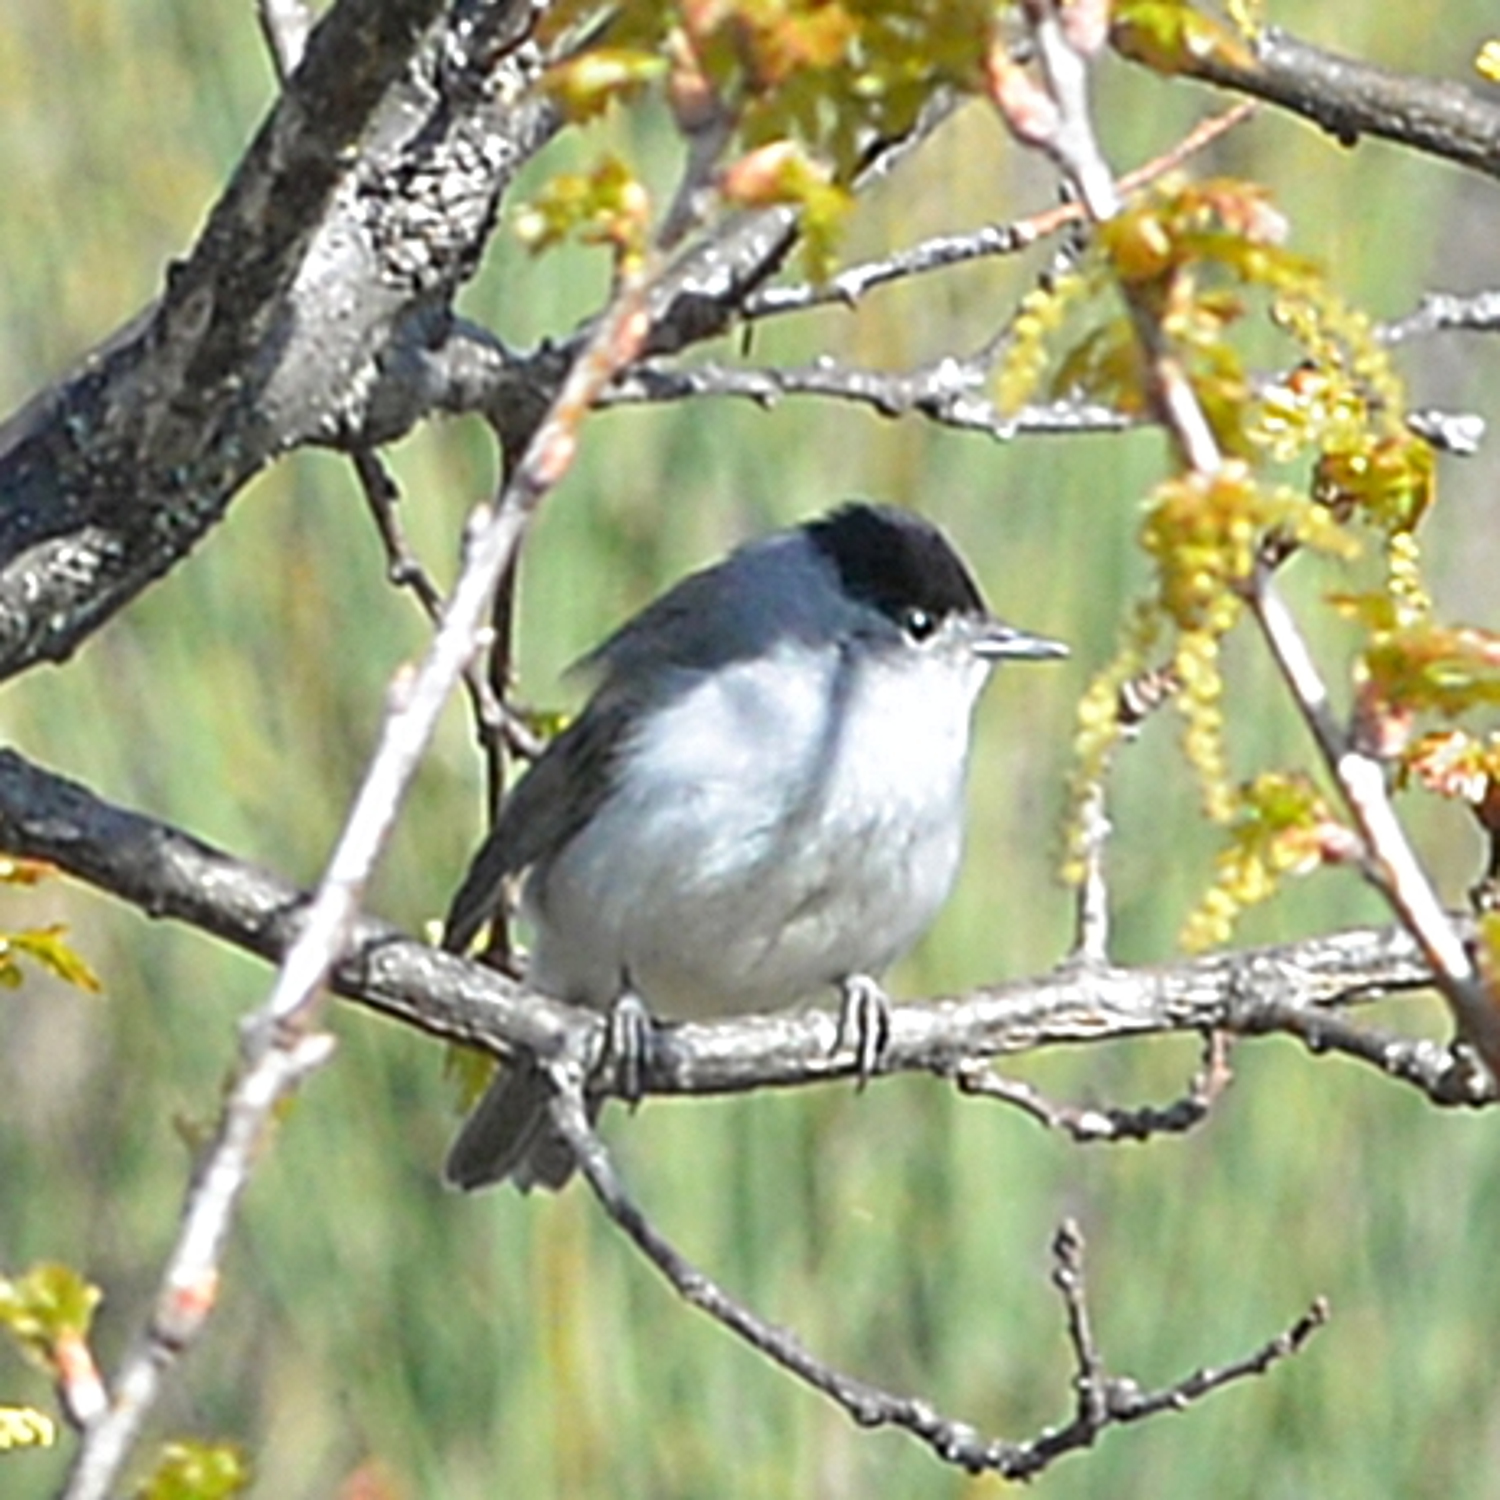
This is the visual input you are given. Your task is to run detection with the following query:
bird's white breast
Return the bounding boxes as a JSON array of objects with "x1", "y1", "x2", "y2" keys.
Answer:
[{"x1": 525, "y1": 636, "x2": 990, "y2": 1019}]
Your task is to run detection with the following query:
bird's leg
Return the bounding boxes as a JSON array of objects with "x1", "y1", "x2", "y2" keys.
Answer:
[
  {"x1": 605, "y1": 987, "x2": 654, "y2": 1108},
  {"x1": 837, "y1": 973, "x2": 892, "y2": 1088}
]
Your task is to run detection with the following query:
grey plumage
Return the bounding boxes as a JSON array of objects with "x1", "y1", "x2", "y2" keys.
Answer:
[{"x1": 442, "y1": 502, "x2": 1065, "y2": 1190}]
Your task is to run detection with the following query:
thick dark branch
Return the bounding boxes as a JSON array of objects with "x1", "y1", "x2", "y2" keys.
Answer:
[
  {"x1": 0, "y1": 746, "x2": 1483, "y2": 1110},
  {"x1": 0, "y1": 749, "x2": 573, "y2": 1062},
  {"x1": 1137, "y1": 25, "x2": 1500, "y2": 179},
  {"x1": 0, "y1": 41, "x2": 958, "y2": 681},
  {"x1": 0, "y1": 0, "x2": 553, "y2": 680}
]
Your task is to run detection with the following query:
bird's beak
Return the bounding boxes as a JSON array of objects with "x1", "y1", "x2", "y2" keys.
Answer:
[{"x1": 971, "y1": 617, "x2": 1069, "y2": 662}]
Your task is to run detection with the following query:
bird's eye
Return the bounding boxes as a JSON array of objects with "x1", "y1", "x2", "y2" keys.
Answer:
[{"x1": 902, "y1": 606, "x2": 938, "y2": 642}]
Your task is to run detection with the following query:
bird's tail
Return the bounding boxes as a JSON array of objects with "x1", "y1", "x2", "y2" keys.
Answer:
[{"x1": 443, "y1": 1056, "x2": 582, "y2": 1192}]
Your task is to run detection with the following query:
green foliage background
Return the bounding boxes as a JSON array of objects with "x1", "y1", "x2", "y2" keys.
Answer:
[{"x1": 3, "y1": 3, "x2": 1500, "y2": 1496}]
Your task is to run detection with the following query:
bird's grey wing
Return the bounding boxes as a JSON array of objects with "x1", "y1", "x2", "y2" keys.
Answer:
[{"x1": 442, "y1": 696, "x2": 635, "y2": 953}]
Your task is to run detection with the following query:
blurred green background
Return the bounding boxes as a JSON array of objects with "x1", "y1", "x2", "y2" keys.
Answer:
[{"x1": 4, "y1": 4, "x2": 1500, "y2": 1496}]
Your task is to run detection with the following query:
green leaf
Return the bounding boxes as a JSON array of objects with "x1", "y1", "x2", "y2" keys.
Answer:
[
  {"x1": 543, "y1": 48, "x2": 667, "y2": 123},
  {"x1": 135, "y1": 1441, "x2": 251, "y2": 1500},
  {"x1": 1363, "y1": 624, "x2": 1500, "y2": 719},
  {"x1": 0, "y1": 1406, "x2": 56, "y2": 1451},
  {"x1": 3, "y1": 926, "x2": 102, "y2": 994},
  {"x1": 0, "y1": 1263, "x2": 102, "y2": 1371},
  {"x1": 445, "y1": 1045, "x2": 498, "y2": 1113},
  {"x1": 1111, "y1": 0, "x2": 1256, "y2": 76}
]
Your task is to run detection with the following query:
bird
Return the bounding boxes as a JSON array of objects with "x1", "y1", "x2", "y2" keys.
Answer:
[{"x1": 442, "y1": 501, "x2": 1067, "y2": 1191}]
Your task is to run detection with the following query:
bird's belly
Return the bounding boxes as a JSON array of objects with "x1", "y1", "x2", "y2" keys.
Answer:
[
  {"x1": 524, "y1": 644, "x2": 974, "y2": 1017},
  {"x1": 526, "y1": 757, "x2": 965, "y2": 1019}
]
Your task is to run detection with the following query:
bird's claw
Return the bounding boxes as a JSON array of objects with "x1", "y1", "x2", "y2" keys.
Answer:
[
  {"x1": 837, "y1": 974, "x2": 891, "y2": 1089},
  {"x1": 607, "y1": 990, "x2": 653, "y2": 1108}
]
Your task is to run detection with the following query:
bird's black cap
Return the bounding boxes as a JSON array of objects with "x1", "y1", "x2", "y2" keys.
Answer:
[{"x1": 806, "y1": 502, "x2": 987, "y2": 628}]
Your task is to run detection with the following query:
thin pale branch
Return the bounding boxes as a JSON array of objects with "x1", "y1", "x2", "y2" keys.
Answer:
[
  {"x1": 1248, "y1": 574, "x2": 1500, "y2": 1073},
  {"x1": 1008, "y1": 0, "x2": 1224, "y2": 470},
  {"x1": 1404, "y1": 407, "x2": 1486, "y2": 456},
  {"x1": 56, "y1": 1028, "x2": 335, "y2": 1500},
  {"x1": 1379, "y1": 289, "x2": 1500, "y2": 344},
  {"x1": 57, "y1": 258, "x2": 657, "y2": 1500}
]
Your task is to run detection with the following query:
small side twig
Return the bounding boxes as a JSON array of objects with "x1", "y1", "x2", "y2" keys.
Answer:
[
  {"x1": 1404, "y1": 407, "x2": 1486, "y2": 457},
  {"x1": 1068, "y1": 782, "x2": 1113, "y2": 964},
  {"x1": 743, "y1": 101, "x2": 1256, "y2": 321},
  {"x1": 351, "y1": 449, "x2": 543, "y2": 762},
  {"x1": 604, "y1": 357, "x2": 1135, "y2": 441},
  {"x1": 956, "y1": 1030, "x2": 1233, "y2": 1142},
  {"x1": 1379, "y1": 289, "x2": 1500, "y2": 345},
  {"x1": 1029, "y1": 1221, "x2": 1329, "y2": 1476},
  {"x1": 555, "y1": 1076, "x2": 1325, "y2": 1479},
  {"x1": 1235, "y1": 991, "x2": 1492, "y2": 1106},
  {"x1": 1066, "y1": 663, "x2": 1181, "y2": 966}
]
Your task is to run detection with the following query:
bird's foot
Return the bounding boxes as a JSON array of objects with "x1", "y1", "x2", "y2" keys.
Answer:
[
  {"x1": 606, "y1": 990, "x2": 654, "y2": 1109},
  {"x1": 837, "y1": 974, "x2": 892, "y2": 1089}
]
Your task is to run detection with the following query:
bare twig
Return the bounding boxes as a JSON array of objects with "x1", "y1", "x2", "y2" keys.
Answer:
[
  {"x1": 351, "y1": 451, "x2": 542, "y2": 761},
  {"x1": 352, "y1": 448, "x2": 449, "y2": 619},
  {"x1": 604, "y1": 358, "x2": 1136, "y2": 440},
  {"x1": 1065, "y1": 664, "x2": 1183, "y2": 966},
  {"x1": 1379, "y1": 289, "x2": 1500, "y2": 344},
  {"x1": 1026, "y1": 1221, "x2": 1329, "y2": 1474},
  {"x1": 1235, "y1": 991, "x2": 1490, "y2": 1104},
  {"x1": 555, "y1": 1083, "x2": 1324, "y2": 1477},
  {"x1": 1068, "y1": 783, "x2": 1114, "y2": 964},
  {"x1": 1404, "y1": 407, "x2": 1486, "y2": 457},
  {"x1": 957, "y1": 1030, "x2": 1234, "y2": 1141},
  {"x1": 744, "y1": 101, "x2": 1256, "y2": 321}
]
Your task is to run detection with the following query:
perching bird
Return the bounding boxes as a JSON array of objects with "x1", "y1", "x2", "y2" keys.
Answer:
[{"x1": 443, "y1": 501, "x2": 1066, "y2": 1190}]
